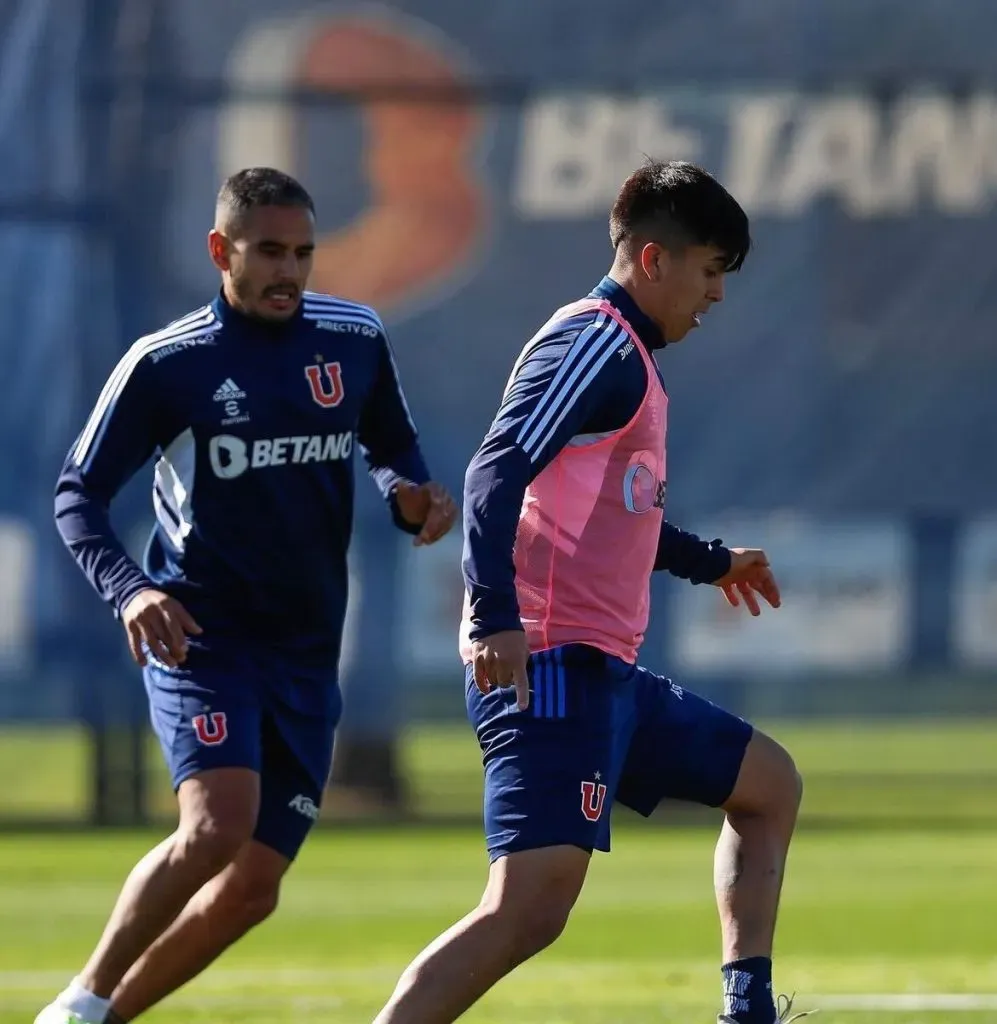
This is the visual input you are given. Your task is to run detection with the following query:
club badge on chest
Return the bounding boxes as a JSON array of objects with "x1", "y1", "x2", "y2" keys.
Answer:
[{"x1": 304, "y1": 355, "x2": 345, "y2": 408}]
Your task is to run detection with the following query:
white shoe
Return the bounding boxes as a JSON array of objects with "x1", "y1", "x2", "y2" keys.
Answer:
[
  {"x1": 34, "y1": 1004, "x2": 101, "y2": 1024},
  {"x1": 718, "y1": 993, "x2": 817, "y2": 1024}
]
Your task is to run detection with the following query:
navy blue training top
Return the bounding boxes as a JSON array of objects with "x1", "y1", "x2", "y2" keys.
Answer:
[{"x1": 55, "y1": 289, "x2": 430, "y2": 667}]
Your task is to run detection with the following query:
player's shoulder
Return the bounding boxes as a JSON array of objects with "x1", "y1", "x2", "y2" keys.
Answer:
[
  {"x1": 514, "y1": 297, "x2": 631, "y2": 377},
  {"x1": 300, "y1": 290, "x2": 387, "y2": 341},
  {"x1": 126, "y1": 303, "x2": 222, "y2": 370}
]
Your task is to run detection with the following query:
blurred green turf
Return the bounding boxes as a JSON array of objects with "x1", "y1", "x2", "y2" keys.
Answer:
[
  {"x1": 2, "y1": 825, "x2": 996, "y2": 1022},
  {"x1": 0, "y1": 718, "x2": 995, "y2": 826}
]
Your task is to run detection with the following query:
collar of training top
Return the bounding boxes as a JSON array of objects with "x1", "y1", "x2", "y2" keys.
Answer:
[
  {"x1": 211, "y1": 288, "x2": 306, "y2": 336},
  {"x1": 589, "y1": 276, "x2": 666, "y2": 351}
]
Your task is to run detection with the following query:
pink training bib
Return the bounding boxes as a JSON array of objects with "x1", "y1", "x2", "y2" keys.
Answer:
[{"x1": 460, "y1": 298, "x2": 667, "y2": 665}]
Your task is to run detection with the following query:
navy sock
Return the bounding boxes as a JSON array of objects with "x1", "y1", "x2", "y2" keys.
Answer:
[{"x1": 722, "y1": 957, "x2": 775, "y2": 1023}]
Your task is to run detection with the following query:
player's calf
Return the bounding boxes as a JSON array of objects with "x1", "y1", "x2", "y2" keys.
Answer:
[
  {"x1": 84, "y1": 770, "x2": 258, "y2": 994},
  {"x1": 37, "y1": 769, "x2": 260, "y2": 1024},
  {"x1": 109, "y1": 841, "x2": 287, "y2": 1022},
  {"x1": 374, "y1": 845, "x2": 590, "y2": 1024},
  {"x1": 716, "y1": 730, "x2": 803, "y2": 1024}
]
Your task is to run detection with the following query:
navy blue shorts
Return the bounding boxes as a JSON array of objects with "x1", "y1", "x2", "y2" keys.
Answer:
[
  {"x1": 143, "y1": 638, "x2": 342, "y2": 860},
  {"x1": 466, "y1": 643, "x2": 753, "y2": 859}
]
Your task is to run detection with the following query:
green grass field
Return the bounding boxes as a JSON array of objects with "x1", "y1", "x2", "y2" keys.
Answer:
[
  {"x1": 2, "y1": 718, "x2": 997, "y2": 827},
  {"x1": 1, "y1": 720, "x2": 996, "y2": 1023}
]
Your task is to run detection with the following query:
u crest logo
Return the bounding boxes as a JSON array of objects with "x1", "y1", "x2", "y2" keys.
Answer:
[
  {"x1": 192, "y1": 712, "x2": 228, "y2": 746},
  {"x1": 305, "y1": 362, "x2": 345, "y2": 408},
  {"x1": 580, "y1": 779, "x2": 608, "y2": 822}
]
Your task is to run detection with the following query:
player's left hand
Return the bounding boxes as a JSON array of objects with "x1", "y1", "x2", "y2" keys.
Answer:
[
  {"x1": 394, "y1": 481, "x2": 458, "y2": 546},
  {"x1": 713, "y1": 547, "x2": 782, "y2": 617}
]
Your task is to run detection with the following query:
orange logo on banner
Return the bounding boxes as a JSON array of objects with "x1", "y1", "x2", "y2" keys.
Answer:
[{"x1": 297, "y1": 17, "x2": 488, "y2": 312}]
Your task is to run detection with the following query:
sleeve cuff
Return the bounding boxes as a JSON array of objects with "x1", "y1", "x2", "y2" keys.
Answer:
[
  {"x1": 689, "y1": 541, "x2": 732, "y2": 585},
  {"x1": 467, "y1": 614, "x2": 524, "y2": 644},
  {"x1": 388, "y1": 486, "x2": 423, "y2": 536},
  {"x1": 112, "y1": 577, "x2": 156, "y2": 619}
]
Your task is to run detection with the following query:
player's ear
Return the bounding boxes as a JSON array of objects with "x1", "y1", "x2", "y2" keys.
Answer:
[
  {"x1": 639, "y1": 242, "x2": 669, "y2": 283},
  {"x1": 207, "y1": 229, "x2": 231, "y2": 272}
]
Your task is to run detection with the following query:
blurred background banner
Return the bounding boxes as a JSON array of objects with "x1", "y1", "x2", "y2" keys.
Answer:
[{"x1": 0, "y1": 0, "x2": 995, "y2": 824}]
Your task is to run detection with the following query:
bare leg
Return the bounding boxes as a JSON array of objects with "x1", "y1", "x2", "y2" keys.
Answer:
[
  {"x1": 373, "y1": 845, "x2": 591, "y2": 1024},
  {"x1": 109, "y1": 840, "x2": 288, "y2": 1021},
  {"x1": 78, "y1": 769, "x2": 260, "y2": 998},
  {"x1": 714, "y1": 731, "x2": 802, "y2": 1021},
  {"x1": 715, "y1": 731, "x2": 802, "y2": 961}
]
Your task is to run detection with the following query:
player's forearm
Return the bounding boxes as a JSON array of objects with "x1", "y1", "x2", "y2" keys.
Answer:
[
  {"x1": 462, "y1": 547, "x2": 524, "y2": 640},
  {"x1": 654, "y1": 522, "x2": 731, "y2": 583},
  {"x1": 54, "y1": 485, "x2": 154, "y2": 615},
  {"x1": 369, "y1": 443, "x2": 432, "y2": 534},
  {"x1": 461, "y1": 445, "x2": 528, "y2": 640},
  {"x1": 369, "y1": 442, "x2": 430, "y2": 495}
]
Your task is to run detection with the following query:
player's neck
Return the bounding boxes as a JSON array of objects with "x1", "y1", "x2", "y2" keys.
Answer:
[
  {"x1": 218, "y1": 281, "x2": 300, "y2": 331},
  {"x1": 605, "y1": 264, "x2": 668, "y2": 341}
]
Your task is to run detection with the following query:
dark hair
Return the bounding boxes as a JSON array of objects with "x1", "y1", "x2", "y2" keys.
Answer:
[
  {"x1": 216, "y1": 167, "x2": 315, "y2": 229},
  {"x1": 609, "y1": 160, "x2": 750, "y2": 272}
]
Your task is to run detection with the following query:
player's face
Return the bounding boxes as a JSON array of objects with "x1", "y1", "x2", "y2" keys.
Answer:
[
  {"x1": 643, "y1": 243, "x2": 728, "y2": 343},
  {"x1": 214, "y1": 205, "x2": 316, "y2": 322}
]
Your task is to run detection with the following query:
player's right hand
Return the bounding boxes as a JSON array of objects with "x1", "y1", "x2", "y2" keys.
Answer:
[
  {"x1": 121, "y1": 589, "x2": 203, "y2": 669},
  {"x1": 470, "y1": 630, "x2": 531, "y2": 710}
]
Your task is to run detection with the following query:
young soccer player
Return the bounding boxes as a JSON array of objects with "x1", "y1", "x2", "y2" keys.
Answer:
[
  {"x1": 373, "y1": 161, "x2": 809, "y2": 1024},
  {"x1": 38, "y1": 168, "x2": 457, "y2": 1024}
]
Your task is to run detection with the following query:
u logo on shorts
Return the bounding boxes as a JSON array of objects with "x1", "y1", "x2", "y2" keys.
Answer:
[
  {"x1": 192, "y1": 712, "x2": 228, "y2": 746},
  {"x1": 580, "y1": 779, "x2": 608, "y2": 822}
]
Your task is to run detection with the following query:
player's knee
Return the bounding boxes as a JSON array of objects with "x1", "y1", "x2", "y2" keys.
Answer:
[
  {"x1": 480, "y1": 885, "x2": 575, "y2": 961},
  {"x1": 175, "y1": 769, "x2": 259, "y2": 871},
  {"x1": 174, "y1": 812, "x2": 254, "y2": 873},
  {"x1": 473, "y1": 847, "x2": 588, "y2": 963},
  {"x1": 771, "y1": 741, "x2": 803, "y2": 816},
  {"x1": 727, "y1": 730, "x2": 803, "y2": 821},
  {"x1": 512, "y1": 899, "x2": 572, "y2": 959},
  {"x1": 216, "y1": 870, "x2": 281, "y2": 928},
  {"x1": 787, "y1": 754, "x2": 804, "y2": 810}
]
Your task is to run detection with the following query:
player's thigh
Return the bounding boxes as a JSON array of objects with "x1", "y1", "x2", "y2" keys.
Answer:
[
  {"x1": 176, "y1": 767, "x2": 261, "y2": 841},
  {"x1": 465, "y1": 650, "x2": 634, "y2": 860},
  {"x1": 480, "y1": 843, "x2": 592, "y2": 946},
  {"x1": 254, "y1": 695, "x2": 339, "y2": 861},
  {"x1": 615, "y1": 669, "x2": 754, "y2": 814},
  {"x1": 143, "y1": 641, "x2": 265, "y2": 793}
]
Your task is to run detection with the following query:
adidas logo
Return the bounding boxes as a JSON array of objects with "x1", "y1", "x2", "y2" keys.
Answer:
[{"x1": 213, "y1": 378, "x2": 246, "y2": 402}]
